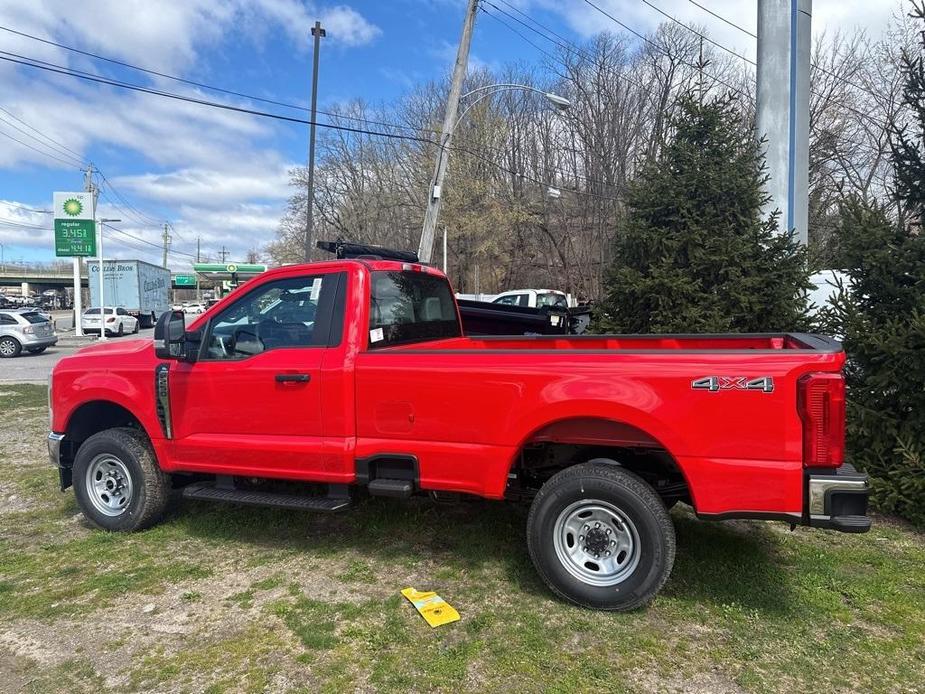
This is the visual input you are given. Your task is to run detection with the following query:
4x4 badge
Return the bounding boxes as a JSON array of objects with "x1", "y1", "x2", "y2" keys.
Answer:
[{"x1": 691, "y1": 376, "x2": 774, "y2": 393}]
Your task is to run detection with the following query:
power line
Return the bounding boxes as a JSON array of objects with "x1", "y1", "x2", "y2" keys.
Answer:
[
  {"x1": 0, "y1": 127, "x2": 82, "y2": 168},
  {"x1": 0, "y1": 216, "x2": 51, "y2": 229},
  {"x1": 650, "y1": 0, "x2": 892, "y2": 135},
  {"x1": 686, "y1": 0, "x2": 755, "y2": 38},
  {"x1": 97, "y1": 171, "x2": 165, "y2": 227},
  {"x1": 0, "y1": 112, "x2": 85, "y2": 167},
  {"x1": 0, "y1": 24, "x2": 438, "y2": 136},
  {"x1": 483, "y1": 1, "x2": 648, "y2": 93},
  {"x1": 0, "y1": 49, "x2": 622, "y2": 201},
  {"x1": 0, "y1": 50, "x2": 441, "y2": 146},
  {"x1": 1, "y1": 202, "x2": 51, "y2": 214},
  {"x1": 682, "y1": 0, "x2": 890, "y2": 104},
  {"x1": 574, "y1": 0, "x2": 751, "y2": 99},
  {"x1": 0, "y1": 104, "x2": 86, "y2": 161},
  {"x1": 639, "y1": 0, "x2": 756, "y2": 65},
  {"x1": 102, "y1": 222, "x2": 197, "y2": 259}
]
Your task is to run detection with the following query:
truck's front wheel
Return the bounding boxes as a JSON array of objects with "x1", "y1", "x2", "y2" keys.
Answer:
[
  {"x1": 73, "y1": 428, "x2": 171, "y2": 532},
  {"x1": 527, "y1": 462, "x2": 675, "y2": 611}
]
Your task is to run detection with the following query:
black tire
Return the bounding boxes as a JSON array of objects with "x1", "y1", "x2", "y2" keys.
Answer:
[
  {"x1": 26, "y1": 346, "x2": 47, "y2": 354},
  {"x1": 0, "y1": 336, "x2": 21, "y2": 358},
  {"x1": 72, "y1": 427, "x2": 171, "y2": 532},
  {"x1": 527, "y1": 461, "x2": 676, "y2": 611},
  {"x1": 132, "y1": 320, "x2": 139, "y2": 334},
  {"x1": 118, "y1": 323, "x2": 124, "y2": 337}
]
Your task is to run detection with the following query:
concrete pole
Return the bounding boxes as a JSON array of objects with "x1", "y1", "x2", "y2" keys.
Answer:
[
  {"x1": 304, "y1": 21, "x2": 326, "y2": 262},
  {"x1": 161, "y1": 223, "x2": 171, "y2": 268},
  {"x1": 417, "y1": 0, "x2": 479, "y2": 263},
  {"x1": 757, "y1": 0, "x2": 811, "y2": 245},
  {"x1": 96, "y1": 219, "x2": 106, "y2": 341}
]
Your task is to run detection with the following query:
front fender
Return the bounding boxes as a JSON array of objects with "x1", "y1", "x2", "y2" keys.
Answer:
[{"x1": 54, "y1": 371, "x2": 161, "y2": 443}]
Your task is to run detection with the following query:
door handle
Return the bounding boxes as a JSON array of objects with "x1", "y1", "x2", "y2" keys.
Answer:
[{"x1": 275, "y1": 373, "x2": 311, "y2": 383}]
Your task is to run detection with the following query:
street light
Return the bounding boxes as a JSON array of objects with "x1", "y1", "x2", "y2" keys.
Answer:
[
  {"x1": 417, "y1": 83, "x2": 571, "y2": 263},
  {"x1": 96, "y1": 218, "x2": 121, "y2": 341}
]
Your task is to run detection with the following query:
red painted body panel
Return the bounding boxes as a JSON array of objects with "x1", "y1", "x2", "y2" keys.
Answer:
[{"x1": 50, "y1": 259, "x2": 846, "y2": 517}]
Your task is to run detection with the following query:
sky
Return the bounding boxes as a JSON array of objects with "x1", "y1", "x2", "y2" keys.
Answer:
[{"x1": 0, "y1": 0, "x2": 901, "y2": 270}]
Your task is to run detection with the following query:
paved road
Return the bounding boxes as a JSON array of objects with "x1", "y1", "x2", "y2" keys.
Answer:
[{"x1": 1, "y1": 328, "x2": 154, "y2": 384}]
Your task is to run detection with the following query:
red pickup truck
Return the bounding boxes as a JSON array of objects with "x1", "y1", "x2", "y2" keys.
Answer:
[{"x1": 48, "y1": 258, "x2": 870, "y2": 610}]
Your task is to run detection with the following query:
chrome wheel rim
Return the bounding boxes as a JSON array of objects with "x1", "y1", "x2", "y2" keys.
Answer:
[
  {"x1": 85, "y1": 454, "x2": 133, "y2": 517},
  {"x1": 0, "y1": 339, "x2": 15, "y2": 356},
  {"x1": 553, "y1": 500, "x2": 640, "y2": 587}
]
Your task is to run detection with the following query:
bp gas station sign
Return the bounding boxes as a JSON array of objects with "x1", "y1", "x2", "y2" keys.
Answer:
[{"x1": 53, "y1": 192, "x2": 96, "y2": 257}]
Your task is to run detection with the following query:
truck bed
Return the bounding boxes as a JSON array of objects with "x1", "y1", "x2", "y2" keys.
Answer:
[{"x1": 386, "y1": 333, "x2": 841, "y2": 353}]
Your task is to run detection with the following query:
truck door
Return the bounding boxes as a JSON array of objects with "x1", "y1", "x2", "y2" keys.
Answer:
[{"x1": 166, "y1": 270, "x2": 346, "y2": 479}]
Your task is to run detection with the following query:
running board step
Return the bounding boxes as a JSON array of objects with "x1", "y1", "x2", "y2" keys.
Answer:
[
  {"x1": 829, "y1": 514, "x2": 871, "y2": 533},
  {"x1": 367, "y1": 478, "x2": 413, "y2": 498},
  {"x1": 182, "y1": 482, "x2": 351, "y2": 512}
]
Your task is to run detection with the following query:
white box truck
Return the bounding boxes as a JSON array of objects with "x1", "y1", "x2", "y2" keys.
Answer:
[{"x1": 87, "y1": 259, "x2": 171, "y2": 328}]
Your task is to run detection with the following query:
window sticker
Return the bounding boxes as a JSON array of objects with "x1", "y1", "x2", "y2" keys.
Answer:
[
  {"x1": 370, "y1": 327, "x2": 384, "y2": 343},
  {"x1": 309, "y1": 277, "x2": 323, "y2": 302}
]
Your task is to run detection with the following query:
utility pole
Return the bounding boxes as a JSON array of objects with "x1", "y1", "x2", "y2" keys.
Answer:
[
  {"x1": 219, "y1": 246, "x2": 228, "y2": 263},
  {"x1": 757, "y1": 0, "x2": 811, "y2": 245},
  {"x1": 196, "y1": 236, "x2": 202, "y2": 301},
  {"x1": 73, "y1": 164, "x2": 97, "y2": 336},
  {"x1": 161, "y1": 223, "x2": 171, "y2": 268},
  {"x1": 417, "y1": 0, "x2": 479, "y2": 264},
  {"x1": 304, "y1": 20, "x2": 326, "y2": 262}
]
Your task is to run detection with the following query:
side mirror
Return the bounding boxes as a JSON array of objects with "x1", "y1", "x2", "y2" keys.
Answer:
[{"x1": 154, "y1": 310, "x2": 186, "y2": 359}]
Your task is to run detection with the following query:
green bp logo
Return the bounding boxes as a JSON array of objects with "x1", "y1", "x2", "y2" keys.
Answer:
[{"x1": 62, "y1": 198, "x2": 83, "y2": 216}]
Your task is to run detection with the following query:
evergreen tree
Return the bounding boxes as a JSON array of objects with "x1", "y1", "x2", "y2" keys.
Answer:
[
  {"x1": 820, "y1": 1, "x2": 925, "y2": 525},
  {"x1": 596, "y1": 94, "x2": 811, "y2": 333}
]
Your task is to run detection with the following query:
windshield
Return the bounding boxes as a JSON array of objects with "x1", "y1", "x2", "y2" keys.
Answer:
[
  {"x1": 368, "y1": 270, "x2": 460, "y2": 348},
  {"x1": 85, "y1": 308, "x2": 113, "y2": 315},
  {"x1": 20, "y1": 312, "x2": 47, "y2": 324},
  {"x1": 537, "y1": 292, "x2": 567, "y2": 308}
]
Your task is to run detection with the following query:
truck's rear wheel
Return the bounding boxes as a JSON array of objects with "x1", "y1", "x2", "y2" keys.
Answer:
[
  {"x1": 73, "y1": 427, "x2": 170, "y2": 532},
  {"x1": 527, "y1": 462, "x2": 675, "y2": 611}
]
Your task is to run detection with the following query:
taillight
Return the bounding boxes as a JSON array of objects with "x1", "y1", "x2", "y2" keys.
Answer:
[{"x1": 797, "y1": 373, "x2": 845, "y2": 468}]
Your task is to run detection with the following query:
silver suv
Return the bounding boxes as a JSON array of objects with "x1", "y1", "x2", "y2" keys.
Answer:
[{"x1": 0, "y1": 310, "x2": 58, "y2": 358}]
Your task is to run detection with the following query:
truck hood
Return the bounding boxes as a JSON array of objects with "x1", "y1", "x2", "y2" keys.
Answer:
[{"x1": 72, "y1": 337, "x2": 152, "y2": 358}]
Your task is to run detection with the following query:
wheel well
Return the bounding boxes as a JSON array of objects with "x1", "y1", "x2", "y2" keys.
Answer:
[
  {"x1": 509, "y1": 417, "x2": 691, "y2": 506},
  {"x1": 62, "y1": 401, "x2": 147, "y2": 465}
]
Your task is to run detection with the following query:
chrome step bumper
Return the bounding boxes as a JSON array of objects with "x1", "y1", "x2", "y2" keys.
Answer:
[{"x1": 807, "y1": 463, "x2": 871, "y2": 533}]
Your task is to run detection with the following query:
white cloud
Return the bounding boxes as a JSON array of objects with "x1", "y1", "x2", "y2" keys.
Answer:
[
  {"x1": 0, "y1": 0, "x2": 381, "y2": 73},
  {"x1": 0, "y1": 0, "x2": 378, "y2": 263},
  {"x1": 112, "y1": 167, "x2": 292, "y2": 209},
  {"x1": 536, "y1": 0, "x2": 900, "y2": 65},
  {"x1": 321, "y1": 5, "x2": 382, "y2": 46}
]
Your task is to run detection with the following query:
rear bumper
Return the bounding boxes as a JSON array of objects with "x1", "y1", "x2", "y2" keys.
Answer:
[
  {"x1": 806, "y1": 463, "x2": 871, "y2": 533},
  {"x1": 23, "y1": 334, "x2": 58, "y2": 348}
]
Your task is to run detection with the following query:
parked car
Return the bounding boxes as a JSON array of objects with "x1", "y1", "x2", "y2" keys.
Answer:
[
  {"x1": 80, "y1": 307, "x2": 139, "y2": 337},
  {"x1": 49, "y1": 256, "x2": 869, "y2": 611},
  {"x1": 0, "y1": 310, "x2": 57, "y2": 357},
  {"x1": 183, "y1": 303, "x2": 206, "y2": 314},
  {"x1": 15, "y1": 306, "x2": 53, "y2": 322},
  {"x1": 492, "y1": 288, "x2": 570, "y2": 309}
]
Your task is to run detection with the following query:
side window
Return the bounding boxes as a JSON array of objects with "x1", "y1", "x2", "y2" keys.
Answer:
[
  {"x1": 117, "y1": 308, "x2": 127, "y2": 316},
  {"x1": 494, "y1": 295, "x2": 518, "y2": 306},
  {"x1": 204, "y1": 274, "x2": 336, "y2": 360},
  {"x1": 0, "y1": 314, "x2": 16, "y2": 325},
  {"x1": 516, "y1": 294, "x2": 530, "y2": 307}
]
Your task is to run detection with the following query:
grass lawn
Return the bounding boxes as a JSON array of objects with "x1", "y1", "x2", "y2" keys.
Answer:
[{"x1": 0, "y1": 383, "x2": 923, "y2": 692}]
